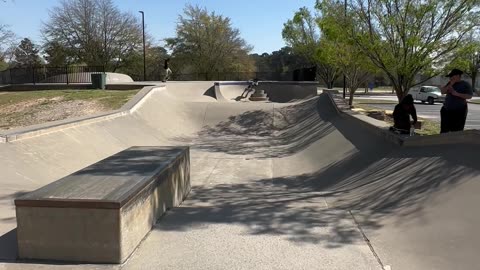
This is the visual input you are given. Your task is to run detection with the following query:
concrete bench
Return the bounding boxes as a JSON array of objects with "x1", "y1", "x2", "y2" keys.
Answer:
[{"x1": 14, "y1": 146, "x2": 190, "y2": 264}]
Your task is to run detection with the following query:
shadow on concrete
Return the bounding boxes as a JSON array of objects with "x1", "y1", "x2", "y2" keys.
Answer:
[
  {"x1": 175, "y1": 96, "x2": 336, "y2": 158},
  {"x1": 154, "y1": 143, "x2": 478, "y2": 247},
  {"x1": 202, "y1": 86, "x2": 216, "y2": 99},
  {"x1": 0, "y1": 228, "x2": 17, "y2": 261},
  {"x1": 155, "y1": 94, "x2": 480, "y2": 247}
]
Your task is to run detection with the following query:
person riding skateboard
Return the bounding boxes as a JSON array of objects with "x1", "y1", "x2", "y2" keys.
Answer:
[{"x1": 162, "y1": 58, "x2": 172, "y2": 82}]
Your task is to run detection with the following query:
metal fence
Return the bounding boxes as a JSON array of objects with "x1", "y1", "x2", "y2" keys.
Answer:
[
  {"x1": 0, "y1": 66, "x2": 105, "y2": 85},
  {"x1": 0, "y1": 67, "x2": 314, "y2": 85},
  {"x1": 171, "y1": 71, "x2": 296, "y2": 81}
]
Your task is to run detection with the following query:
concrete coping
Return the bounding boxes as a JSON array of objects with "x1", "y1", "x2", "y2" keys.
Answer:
[
  {"x1": 14, "y1": 146, "x2": 189, "y2": 209},
  {"x1": 215, "y1": 81, "x2": 319, "y2": 86},
  {"x1": 0, "y1": 85, "x2": 165, "y2": 143},
  {"x1": 324, "y1": 90, "x2": 480, "y2": 146}
]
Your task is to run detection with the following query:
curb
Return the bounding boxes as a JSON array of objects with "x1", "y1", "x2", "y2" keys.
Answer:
[
  {"x1": 323, "y1": 90, "x2": 480, "y2": 146},
  {"x1": 0, "y1": 85, "x2": 164, "y2": 143}
]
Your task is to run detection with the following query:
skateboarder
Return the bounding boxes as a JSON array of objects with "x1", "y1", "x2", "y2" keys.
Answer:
[
  {"x1": 440, "y1": 68, "x2": 473, "y2": 133},
  {"x1": 162, "y1": 58, "x2": 172, "y2": 82},
  {"x1": 392, "y1": 94, "x2": 417, "y2": 134}
]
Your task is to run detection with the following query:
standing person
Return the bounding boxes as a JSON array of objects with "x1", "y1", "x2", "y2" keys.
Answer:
[
  {"x1": 392, "y1": 94, "x2": 417, "y2": 134},
  {"x1": 440, "y1": 69, "x2": 473, "y2": 133},
  {"x1": 162, "y1": 58, "x2": 172, "y2": 82}
]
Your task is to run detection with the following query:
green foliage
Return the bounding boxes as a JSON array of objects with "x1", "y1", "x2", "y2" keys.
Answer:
[
  {"x1": 282, "y1": 7, "x2": 320, "y2": 63},
  {"x1": 339, "y1": 0, "x2": 480, "y2": 100},
  {"x1": 282, "y1": 7, "x2": 340, "y2": 88},
  {"x1": 0, "y1": 59, "x2": 7, "y2": 71},
  {"x1": 117, "y1": 46, "x2": 169, "y2": 81},
  {"x1": 444, "y1": 39, "x2": 480, "y2": 74},
  {"x1": 444, "y1": 38, "x2": 480, "y2": 90},
  {"x1": 249, "y1": 47, "x2": 310, "y2": 73},
  {"x1": 43, "y1": 41, "x2": 75, "y2": 67},
  {"x1": 166, "y1": 5, "x2": 254, "y2": 79},
  {"x1": 12, "y1": 38, "x2": 42, "y2": 67},
  {"x1": 317, "y1": 0, "x2": 379, "y2": 104}
]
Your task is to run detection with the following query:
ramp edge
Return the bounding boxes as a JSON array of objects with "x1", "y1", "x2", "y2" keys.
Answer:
[{"x1": 0, "y1": 85, "x2": 165, "y2": 143}]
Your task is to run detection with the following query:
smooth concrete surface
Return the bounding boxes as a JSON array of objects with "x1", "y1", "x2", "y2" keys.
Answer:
[
  {"x1": 215, "y1": 81, "x2": 318, "y2": 103},
  {"x1": 14, "y1": 146, "x2": 190, "y2": 264},
  {"x1": 16, "y1": 207, "x2": 120, "y2": 263},
  {"x1": 41, "y1": 72, "x2": 134, "y2": 84},
  {"x1": 0, "y1": 81, "x2": 479, "y2": 269}
]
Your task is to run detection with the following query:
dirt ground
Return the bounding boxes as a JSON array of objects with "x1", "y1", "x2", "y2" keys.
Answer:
[{"x1": 0, "y1": 96, "x2": 109, "y2": 131}]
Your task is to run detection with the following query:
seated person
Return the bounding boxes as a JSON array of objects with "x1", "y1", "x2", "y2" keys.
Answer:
[{"x1": 392, "y1": 94, "x2": 417, "y2": 134}]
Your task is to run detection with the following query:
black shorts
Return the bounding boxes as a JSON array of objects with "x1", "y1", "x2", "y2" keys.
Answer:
[{"x1": 440, "y1": 106, "x2": 468, "y2": 133}]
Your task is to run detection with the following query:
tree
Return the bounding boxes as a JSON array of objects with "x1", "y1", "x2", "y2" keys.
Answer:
[
  {"x1": 43, "y1": 41, "x2": 75, "y2": 66},
  {"x1": 13, "y1": 38, "x2": 41, "y2": 67},
  {"x1": 42, "y1": 0, "x2": 143, "y2": 71},
  {"x1": 166, "y1": 5, "x2": 254, "y2": 80},
  {"x1": 318, "y1": 1, "x2": 378, "y2": 105},
  {"x1": 341, "y1": 0, "x2": 480, "y2": 100},
  {"x1": 282, "y1": 7, "x2": 340, "y2": 88},
  {"x1": 118, "y1": 45, "x2": 169, "y2": 81},
  {"x1": 250, "y1": 47, "x2": 310, "y2": 72},
  {"x1": 0, "y1": 24, "x2": 16, "y2": 65},
  {"x1": 443, "y1": 37, "x2": 480, "y2": 92}
]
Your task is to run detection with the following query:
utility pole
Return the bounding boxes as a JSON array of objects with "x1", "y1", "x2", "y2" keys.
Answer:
[{"x1": 139, "y1": 11, "x2": 146, "y2": 81}]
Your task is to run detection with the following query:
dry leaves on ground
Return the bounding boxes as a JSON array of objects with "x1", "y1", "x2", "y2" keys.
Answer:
[{"x1": 0, "y1": 97, "x2": 108, "y2": 130}]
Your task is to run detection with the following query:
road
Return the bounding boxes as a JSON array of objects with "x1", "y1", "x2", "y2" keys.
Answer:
[
  {"x1": 354, "y1": 94, "x2": 480, "y2": 102},
  {"x1": 355, "y1": 96, "x2": 480, "y2": 130}
]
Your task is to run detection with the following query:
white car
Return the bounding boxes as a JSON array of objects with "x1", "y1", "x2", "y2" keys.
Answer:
[{"x1": 409, "y1": 86, "x2": 445, "y2": 105}]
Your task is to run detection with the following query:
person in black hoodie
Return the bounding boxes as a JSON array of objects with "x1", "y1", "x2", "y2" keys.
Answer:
[
  {"x1": 392, "y1": 94, "x2": 417, "y2": 134},
  {"x1": 162, "y1": 58, "x2": 172, "y2": 82}
]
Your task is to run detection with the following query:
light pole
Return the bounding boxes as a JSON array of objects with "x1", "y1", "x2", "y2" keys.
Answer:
[
  {"x1": 139, "y1": 11, "x2": 146, "y2": 81},
  {"x1": 343, "y1": 0, "x2": 347, "y2": 99},
  {"x1": 473, "y1": 51, "x2": 479, "y2": 93}
]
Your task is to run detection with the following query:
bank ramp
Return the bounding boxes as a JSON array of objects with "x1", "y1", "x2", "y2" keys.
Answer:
[{"x1": 0, "y1": 82, "x2": 478, "y2": 270}]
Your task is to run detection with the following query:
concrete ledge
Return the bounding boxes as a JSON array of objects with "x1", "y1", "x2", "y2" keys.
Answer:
[
  {"x1": 14, "y1": 146, "x2": 190, "y2": 264},
  {"x1": 402, "y1": 129, "x2": 480, "y2": 146},
  {"x1": 0, "y1": 85, "x2": 164, "y2": 142},
  {"x1": 0, "y1": 83, "x2": 155, "y2": 91},
  {"x1": 324, "y1": 91, "x2": 480, "y2": 146},
  {"x1": 215, "y1": 81, "x2": 318, "y2": 103}
]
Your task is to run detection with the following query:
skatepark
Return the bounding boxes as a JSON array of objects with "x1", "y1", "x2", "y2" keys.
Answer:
[{"x1": 0, "y1": 81, "x2": 479, "y2": 270}]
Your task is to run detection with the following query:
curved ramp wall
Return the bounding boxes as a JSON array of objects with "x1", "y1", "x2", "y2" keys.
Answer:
[
  {"x1": 1, "y1": 84, "x2": 480, "y2": 269},
  {"x1": 214, "y1": 81, "x2": 318, "y2": 103}
]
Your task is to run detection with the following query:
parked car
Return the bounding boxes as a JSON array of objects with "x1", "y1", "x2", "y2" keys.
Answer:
[{"x1": 409, "y1": 86, "x2": 445, "y2": 105}]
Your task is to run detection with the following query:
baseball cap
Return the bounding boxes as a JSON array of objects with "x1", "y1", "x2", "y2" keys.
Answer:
[{"x1": 446, "y1": 68, "x2": 463, "y2": 77}]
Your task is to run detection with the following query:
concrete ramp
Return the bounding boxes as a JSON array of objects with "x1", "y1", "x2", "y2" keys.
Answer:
[
  {"x1": 215, "y1": 81, "x2": 318, "y2": 103},
  {"x1": 161, "y1": 81, "x2": 218, "y2": 102},
  {"x1": 0, "y1": 82, "x2": 479, "y2": 270}
]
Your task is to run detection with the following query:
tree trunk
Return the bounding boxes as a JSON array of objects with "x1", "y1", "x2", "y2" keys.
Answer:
[
  {"x1": 472, "y1": 72, "x2": 477, "y2": 95},
  {"x1": 394, "y1": 85, "x2": 404, "y2": 102},
  {"x1": 348, "y1": 88, "x2": 355, "y2": 106},
  {"x1": 328, "y1": 80, "x2": 334, "y2": 89}
]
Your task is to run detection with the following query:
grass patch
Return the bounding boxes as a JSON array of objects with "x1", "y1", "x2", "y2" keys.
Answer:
[
  {"x1": 61, "y1": 90, "x2": 140, "y2": 109},
  {"x1": 415, "y1": 119, "x2": 440, "y2": 136},
  {"x1": 0, "y1": 89, "x2": 140, "y2": 110},
  {"x1": 469, "y1": 99, "x2": 480, "y2": 104},
  {"x1": 353, "y1": 103, "x2": 440, "y2": 135},
  {"x1": 352, "y1": 103, "x2": 383, "y2": 111}
]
